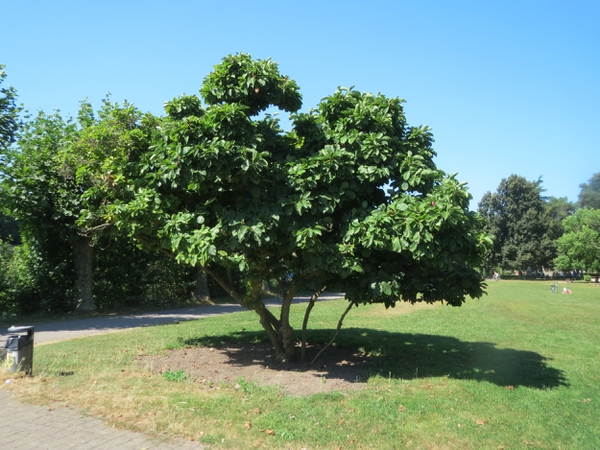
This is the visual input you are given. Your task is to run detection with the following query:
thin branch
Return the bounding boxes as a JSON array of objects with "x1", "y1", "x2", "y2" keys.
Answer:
[
  {"x1": 301, "y1": 285, "x2": 326, "y2": 361},
  {"x1": 310, "y1": 301, "x2": 353, "y2": 366},
  {"x1": 79, "y1": 222, "x2": 112, "y2": 236}
]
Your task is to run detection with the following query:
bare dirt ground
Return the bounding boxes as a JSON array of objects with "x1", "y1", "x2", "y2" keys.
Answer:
[{"x1": 136, "y1": 343, "x2": 371, "y2": 396}]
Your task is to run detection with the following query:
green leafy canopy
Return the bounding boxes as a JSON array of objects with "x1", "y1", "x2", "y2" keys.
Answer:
[{"x1": 109, "y1": 53, "x2": 491, "y2": 358}]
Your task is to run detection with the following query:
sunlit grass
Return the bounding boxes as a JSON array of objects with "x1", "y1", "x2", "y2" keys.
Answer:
[{"x1": 2, "y1": 280, "x2": 599, "y2": 449}]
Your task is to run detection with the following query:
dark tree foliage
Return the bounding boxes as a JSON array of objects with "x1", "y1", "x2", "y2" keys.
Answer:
[
  {"x1": 92, "y1": 232, "x2": 197, "y2": 310},
  {"x1": 0, "y1": 65, "x2": 23, "y2": 245},
  {"x1": 578, "y1": 172, "x2": 600, "y2": 210},
  {"x1": 0, "y1": 64, "x2": 21, "y2": 153},
  {"x1": 478, "y1": 175, "x2": 564, "y2": 272},
  {"x1": 0, "y1": 213, "x2": 20, "y2": 244}
]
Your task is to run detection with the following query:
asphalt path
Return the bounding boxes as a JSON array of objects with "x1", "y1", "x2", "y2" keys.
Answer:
[{"x1": 0, "y1": 293, "x2": 344, "y2": 348}]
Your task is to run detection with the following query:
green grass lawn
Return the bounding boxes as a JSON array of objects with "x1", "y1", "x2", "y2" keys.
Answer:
[{"x1": 3, "y1": 280, "x2": 599, "y2": 449}]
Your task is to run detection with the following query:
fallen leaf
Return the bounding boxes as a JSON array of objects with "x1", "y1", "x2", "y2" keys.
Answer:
[
  {"x1": 583, "y1": 398, "x2": 591, "y2": 403},
  {"x1": 398, "y1": 405, "x2": 406, "y2": 412},
  {"x1": 199, "y1": 431, "x2": 205, "y2": 436},
  {"x1": 476, "y1": 419, "x2": 486, "y2": 426},
  {"x1": 457, "y1": 423, "x2": 462, "y2": 427},
  {"x1": 245, "y1": 421, "x2": 252, "y2": 430},
  {"x1": 339, "y1": 420, "x2": 345, "y2": 425},
  {"x1": 266, "y1": 429, "x2": 275, "y2": 435},
  {"x1": 188, "y1": 437, "x2": 195, "y2": 441},
  {"x1": 507, "y1": 385, "x2": 515, "y2": 390}
]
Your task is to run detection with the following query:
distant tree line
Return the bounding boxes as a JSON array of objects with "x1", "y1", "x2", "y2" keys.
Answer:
[{"x1": 477, "y1": 173, "x2": 600, "y2": 280}]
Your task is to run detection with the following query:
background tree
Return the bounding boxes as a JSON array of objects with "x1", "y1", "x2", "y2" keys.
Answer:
[
  {"x1": 544, "y1": 196, "x2": 576, "y2": 260},
  {"x1": 111, "y1": 53, "x2": 491, "y2": 360},
  {"x1": 0, "y1": 64, "x2": 21, "y2": 154},
  {"x1": 554, "y1": 208, "x2": 600, "y2": 281},
  {"x1": 478, "y1": 175, "x2": 559, "y2": 273},
  {"x1": 1, "y1": 111, "x2": 80, "y2": 312},
  {"x1": 578, "y1": 172, "x2": 600, "y2": 210},
  {"x1": 0, "y1": 64, "x2": 22, "y2": 246},
  {"x1": 1, "y1": 99, "x2": 153, "y2": 311}
]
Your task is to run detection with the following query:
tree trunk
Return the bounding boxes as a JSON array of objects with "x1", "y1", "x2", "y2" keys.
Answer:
[
  {"x1": 73, "y1": 235, "x2": 94, "y2": 311},
  {"x1": 201, "y1": 265, "x2": 294, "y2": 360},
  {"x1": 277, "y1": 284, "x2": 299, "y2": 360},
  {"x1": 310, "y1": 302, "x2": 353, "y2": 366},
  {"x1": 193, "y1": 265, "x2": 211, "y2": 303}
]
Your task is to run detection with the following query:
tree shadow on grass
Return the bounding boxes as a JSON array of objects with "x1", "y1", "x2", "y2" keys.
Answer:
[{"x1": 182, "y1": 328, "x2": 568, "y2": 390}]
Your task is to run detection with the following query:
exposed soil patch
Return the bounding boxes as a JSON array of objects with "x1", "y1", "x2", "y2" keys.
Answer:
[{"x1": 136, "y1": 343, "x2": 371, "y2": 396}]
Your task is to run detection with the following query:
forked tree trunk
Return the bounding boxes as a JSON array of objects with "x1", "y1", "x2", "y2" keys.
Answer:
[
  {"x1": 73, "y1": 235, "x2": 94, "y2": 311},
  {"x1": 202, "y1": 266, "x2": 297, "y2": 361}
]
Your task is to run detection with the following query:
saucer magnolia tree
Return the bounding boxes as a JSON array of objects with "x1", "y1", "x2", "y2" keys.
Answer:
[{"x1": 111, "y1": 53, "x2": 491, "y2": 360}]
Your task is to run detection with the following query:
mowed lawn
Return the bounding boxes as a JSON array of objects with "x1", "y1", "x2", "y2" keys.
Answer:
[{"x1": 2, "y1": 280, "x2": 599, "y2": 449}]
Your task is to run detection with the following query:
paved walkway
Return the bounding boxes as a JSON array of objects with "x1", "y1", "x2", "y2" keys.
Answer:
[
  {"x1": 0, "y1": 388, "x2": 203, "y2": 449},
  {"x1": 0, "y1": 294, "x2": 342, "y2": 449}
]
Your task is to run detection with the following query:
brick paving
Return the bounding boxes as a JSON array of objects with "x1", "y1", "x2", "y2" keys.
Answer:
[{"x1": 0, "y1": 389, "x2": 204, "y2": 450}]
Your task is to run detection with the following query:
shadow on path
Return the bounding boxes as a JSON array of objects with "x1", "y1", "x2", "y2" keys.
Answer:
[{"x1": 0, "y1": 294, "x2": 343, "y2": 345}]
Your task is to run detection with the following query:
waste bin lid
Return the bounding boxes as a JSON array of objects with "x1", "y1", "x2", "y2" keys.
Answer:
[
  {"x1": 4, "y1": 334, "x2": 32, "y2": 350},
  {"x1": 7, "y1": 326, "x2": 35, "y2": 333}
]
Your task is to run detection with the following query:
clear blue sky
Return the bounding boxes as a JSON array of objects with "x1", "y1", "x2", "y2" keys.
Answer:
[{"x1": 2, "y1": 0, "x2": 598, "y2": 209}]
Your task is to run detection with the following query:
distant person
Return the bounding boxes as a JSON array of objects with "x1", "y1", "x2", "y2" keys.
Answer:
[
  {"x1": 493, "y1": 271, "x2": 499, "y2": 281},
  {"x1": 562, "y1": 287, "x2": 572, "y2": 294}
]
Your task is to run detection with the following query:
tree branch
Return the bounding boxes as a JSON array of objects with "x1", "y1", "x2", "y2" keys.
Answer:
[
  {"x1": 310, "y1": 301, "x2": 353, "y2": 366},
  {"x1": 202, "y1": 265, "x2": 245, "y2": 304},
  {"x1": 79, "y1": 222, "x2": 112, "y2": 236},
  {"x1": 301, "y1": 285, "x2": 326, "y2": 361}
]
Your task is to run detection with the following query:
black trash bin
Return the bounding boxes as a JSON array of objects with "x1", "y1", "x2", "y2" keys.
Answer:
[{"x1": 3, "y1": 326, "x2": 35, "y2": 375}]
